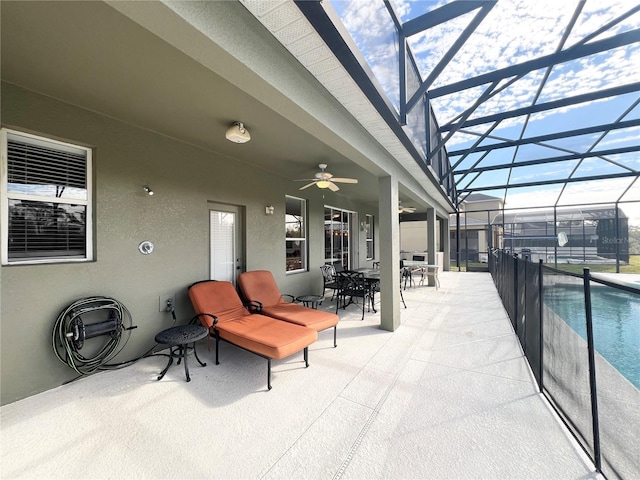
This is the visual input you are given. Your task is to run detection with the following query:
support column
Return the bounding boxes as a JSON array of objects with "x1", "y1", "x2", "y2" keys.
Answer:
[
  {"x1": 378, "y1": 176, "x2": 401, "y2": 331},
  {"x1": 441, "y1": 215, "x2": 450, "y2": 271},
  {"x1": 426, "y1": 207, "x2": 437, "y2": 287}
]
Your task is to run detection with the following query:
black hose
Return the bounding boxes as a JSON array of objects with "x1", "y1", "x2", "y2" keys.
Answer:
[{"x1": 52, "y1": 296, "x2": 134, "y2": 376}]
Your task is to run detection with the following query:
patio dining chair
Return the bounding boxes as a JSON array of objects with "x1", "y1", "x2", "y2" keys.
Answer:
[
  {"x1": 422, "y1": 264, "x2": 440, "y2": 290},
  {"x1": 369, "y1": 262, "x2": 407, "y2": 311},
  {"x1": 320, "y1": 264, "x2": 339, "y2": 300},
  {"x1": 405, "y1": 255, "x2": 426, "y2": 288},
  {"x1": 401, "y1": 259, "x2": 414, "y2": 290},
  {"x1": 335, "y1": 270, "x2": 372, "y2": 320}
]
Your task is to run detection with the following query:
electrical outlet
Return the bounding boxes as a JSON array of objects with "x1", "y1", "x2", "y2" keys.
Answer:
[{"x1": 159, "y1": 294, "x2": 175, "y2": 313}]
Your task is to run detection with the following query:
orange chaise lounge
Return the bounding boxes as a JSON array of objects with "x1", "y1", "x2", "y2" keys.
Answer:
[
  {"x1": 188, "y1": 280, "x2": 317, "y2": 390},
  {"x1": 237, "y1": 270, "x2": 339, "y2": 347}
]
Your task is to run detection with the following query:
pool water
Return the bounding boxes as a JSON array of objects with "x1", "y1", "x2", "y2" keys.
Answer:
[{"x1": 544, "y1": 284, "x2": 640, "y2": 389}]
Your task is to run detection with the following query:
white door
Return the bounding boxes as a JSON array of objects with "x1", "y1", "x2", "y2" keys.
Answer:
[{"x1": 209, "y1": 204, "x2": 244, "y2": 283}]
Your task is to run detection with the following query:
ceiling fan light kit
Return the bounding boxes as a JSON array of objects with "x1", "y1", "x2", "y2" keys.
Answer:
[
  {"x1": 225, "y1": 121, "x2": 251, "y2": 143},
  {"x1": 295, "y1": 163, "x2": 358, "y2": 192}
]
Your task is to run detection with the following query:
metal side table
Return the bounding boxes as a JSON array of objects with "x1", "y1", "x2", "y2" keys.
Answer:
[
  {"x1": 155, "y1": 324, "x2": 208, "y2": 382},
  {"x1": 296, "y1": 294, "x2": 324, "y2": 309}
]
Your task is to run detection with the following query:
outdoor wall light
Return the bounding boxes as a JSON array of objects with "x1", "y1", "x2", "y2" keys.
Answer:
[
  {"x1": 225, "y1": 122, "x2": 251, "y2": 143},
  {"x1": 265, "y1": 205, "x2": 275, "y2": 215},
  {"x1": 142, "y1": 185, "x2": 154, "y2": 196}
]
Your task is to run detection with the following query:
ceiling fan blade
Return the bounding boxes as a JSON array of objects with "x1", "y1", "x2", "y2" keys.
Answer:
[
  {"x1": 399, "y1": 207, "x2": 416, "y2": 213},
  {"x1": 299, "y1": 181, "x2": 316, "y2": 190},
  {"x1": 331, "y1": 177, "x2": 358, "y2": 184},
  {"x1": 327, "y1": 181, "x2": 340, "y2": 192}
]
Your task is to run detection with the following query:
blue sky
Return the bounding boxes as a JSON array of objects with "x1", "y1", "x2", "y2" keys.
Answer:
[{"x1": 330, "y1": 0, "x2": 640, "y2": 223}]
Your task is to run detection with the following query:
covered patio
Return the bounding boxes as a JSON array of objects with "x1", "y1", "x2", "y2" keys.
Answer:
[{"x1": 0, "y1": 272, "x2": 599, "y2": 479}]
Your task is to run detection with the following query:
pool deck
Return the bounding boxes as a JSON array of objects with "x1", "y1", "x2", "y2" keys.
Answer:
[
  {"x1": 590, "y1": 272, "x2": 640, "y2": 291},
  {"x1": 1, "y1": 272, "x2": 602, "y2": 479}
]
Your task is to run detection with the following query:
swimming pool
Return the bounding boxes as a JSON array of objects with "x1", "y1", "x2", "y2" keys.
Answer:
[{"x1": 544, "y1": 284, "x2": 640, "y2": 389}]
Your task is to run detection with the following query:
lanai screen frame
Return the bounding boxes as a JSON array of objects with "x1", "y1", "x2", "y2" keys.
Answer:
[{"x1": 296, "y1": 0, "x2": 640, "y2": 222}]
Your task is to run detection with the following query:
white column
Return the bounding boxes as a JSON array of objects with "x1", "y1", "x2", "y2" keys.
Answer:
[
  {"x1": 378, "y1": 176, "x2": 401, "y2": 331},
  {"x1": 442, "y1": 215, "x2": 450, "y2": 271},
  {"x1": 427, "y1": 207, "x2": 437, "y2": 287}
]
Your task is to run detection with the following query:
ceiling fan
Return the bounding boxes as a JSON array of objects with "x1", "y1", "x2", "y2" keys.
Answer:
[
  {"x1": 399, "y1": 202, "x2": 416, "y2": 214},
  {"x1": 296, "y1": 164, "x2": 358, "y2": 192}
]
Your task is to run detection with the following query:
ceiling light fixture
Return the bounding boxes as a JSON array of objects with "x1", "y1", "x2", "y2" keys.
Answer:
[
  {"x1": 142, "y1": 185, "x2": 154, "y2": 196},
  {"x1": 316, "y1": 180, "x2": 331, "y2": 189},
  {"x1": 225, "y1": 121, "x2": 251, "y2": 144}
]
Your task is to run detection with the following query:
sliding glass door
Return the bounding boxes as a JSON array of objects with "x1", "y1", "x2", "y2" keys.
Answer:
[{"x1": 324, "y1": 206, "x2": 355, "y2": 269}]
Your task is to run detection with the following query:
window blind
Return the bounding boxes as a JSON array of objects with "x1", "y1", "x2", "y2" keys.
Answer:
[
  {"x1": 210, "y1": 210, "x2": 235, "y2": 282},
  {"x1": 3, "y1": 131, "x2": 90, "y2": 263},
  {"x1": 7, "y1": 138, "x2": 87, "y2": 199}
]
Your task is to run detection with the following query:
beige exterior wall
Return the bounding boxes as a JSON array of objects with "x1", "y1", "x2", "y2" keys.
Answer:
[
  {"x1": 400, "y1": 221, "x2": 442, "y2": 253},
  {"x1": 463, "y1": 199, "x2": 503, "y2": 221}
]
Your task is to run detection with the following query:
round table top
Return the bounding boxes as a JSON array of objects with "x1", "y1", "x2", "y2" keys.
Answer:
[
  {"x1": 296, "y1": 294, "x2": 324, "y2": 302},
  {"x1": 155, "y1": 324, "x2": 208, "y2": 346}
]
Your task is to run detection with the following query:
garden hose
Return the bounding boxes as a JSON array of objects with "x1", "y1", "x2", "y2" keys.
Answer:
[{"x1": 52, "y1": 296, "x2": 135, "y2": 375}]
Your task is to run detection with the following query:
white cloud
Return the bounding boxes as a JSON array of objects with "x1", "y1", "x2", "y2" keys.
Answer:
[
  {"x1": 331, "y1": 0, "x2": 639, "y2": 214},
  {"x1": 396, "y1": 1, "x2": 640, "y2": 134},
  {"x1": 334, "y1": 0, "x2": 640, "y2": 128}
]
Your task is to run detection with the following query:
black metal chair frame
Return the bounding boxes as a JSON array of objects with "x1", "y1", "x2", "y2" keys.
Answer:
[
  {"x1": 335, "y1": 270, "x2": 373, "y2": 320},
  {"x1": 190, "y1": 312, "x2": 309, "y2": 391},
  {"x1": 369, "y1": 267, "x2": 407, "y2": 312},
  {"x1": 320, "y1": 264, "x2": 339, "y2": 300},
  {"x1": 400, "y1": 260, "x2": 413, "y2": 290}
]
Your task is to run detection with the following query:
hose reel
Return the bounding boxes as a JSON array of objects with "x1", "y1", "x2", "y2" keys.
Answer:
[
  {"x1": 52, "y1": 296, "x2": 136, "y2": 375},
  {"x1": 68, "y1": 308, "x2": 121, "y2": 351}
]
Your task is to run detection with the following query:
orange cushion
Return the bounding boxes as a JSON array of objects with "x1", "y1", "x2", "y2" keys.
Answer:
[
  {"x1": 237, "y1": 270, "x2": 286, "y2": 306},
  {"x1": 216, "y1": 315, "x2": 317, "y2": 360},
  {"x1": 261, "y1": 304, "x2": 338, "y2": 331},
  {"x1": 188, "y1": 280, "x2": 317, "y2": 359},
  {"x1": 238, "y1": 270, "x2": 339, "y2": 332},
  {"x1": 189, "y1": 280, "x2": 250, "y2": 326}
]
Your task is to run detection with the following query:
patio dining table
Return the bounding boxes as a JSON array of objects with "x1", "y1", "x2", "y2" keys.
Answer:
[{"x1": 354, "y1": 268, "x2": 407, "y2": 310}]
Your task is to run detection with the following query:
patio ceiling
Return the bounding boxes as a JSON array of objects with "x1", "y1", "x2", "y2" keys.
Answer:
[{"x1": 286, "y1": 0, "x2": 640, "y2": 213}]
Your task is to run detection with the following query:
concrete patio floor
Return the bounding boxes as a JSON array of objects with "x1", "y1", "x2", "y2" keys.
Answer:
[{"x1": 0, "y1": 272, "x2": 600, "y2": 479}]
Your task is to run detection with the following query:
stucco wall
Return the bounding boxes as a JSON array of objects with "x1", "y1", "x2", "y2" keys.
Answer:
[
  {"x1": 0, "y1": 84, "x2": 373, "y2": 404},
  {"x1": 400, "y1": 220, "x2": 443, "y2": 253}
]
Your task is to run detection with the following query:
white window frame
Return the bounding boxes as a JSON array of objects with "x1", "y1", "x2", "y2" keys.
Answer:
[
  {"x1": 1, "y1": 128, "x2": 93, "y2": 265},
  {"x1": 365, "y1": 214, "x2": 374, "y2": 260},
  {"x1": 285, "y1": 195, "x2": 307, "y2": 273},
  {"x1": 324, "y1": 205, "x2": 356, "y2": 269}
]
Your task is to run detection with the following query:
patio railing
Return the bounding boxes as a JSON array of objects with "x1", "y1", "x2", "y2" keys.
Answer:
[{"x1": 489, "y1": 249, "x2": 639, "y2": 480}]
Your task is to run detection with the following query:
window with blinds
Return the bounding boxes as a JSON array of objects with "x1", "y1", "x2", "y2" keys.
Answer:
[{"x1": 1, "y1": 129, "x2": 93, "y2": 264}]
